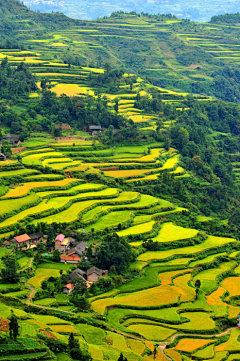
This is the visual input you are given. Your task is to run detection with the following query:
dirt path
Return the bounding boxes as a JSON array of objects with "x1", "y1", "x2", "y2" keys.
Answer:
[{"x1": 158, "y1": 327, "x2": 236, "y2": 360}]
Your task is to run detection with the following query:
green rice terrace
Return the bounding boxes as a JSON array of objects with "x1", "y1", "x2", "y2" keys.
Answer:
[
  {"x1": 2, "y1": 2, "x2": 240, "y2": 360},
  {"x1": 1, "y1": 137, "x2": 240, "y2": 361}
]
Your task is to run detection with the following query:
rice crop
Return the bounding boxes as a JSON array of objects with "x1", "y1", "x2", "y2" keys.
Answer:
[
  {"x1": 194, "y1": 261, "x2": 236, "y2": 294},
  {"x1": 207, "y1": 287, "x2": 227, "y2": 306},
  {"x1": 174, "y1": 338, "x2": 215, "y2": 352},
  {"x1": 159, "y1": 269, "x2": 191, "y2": 285},
  {"x1": 0, "y1": 193, "x2": 39, "y2": 215},
  {"x1": 85, "y1": 210, "x2": 133, "y2": 231},
  {"x1": 37, "y1": 183, "x2": 104, "y2": 197},
  {"x1": 215, "y1": 329, "x2": 240, "y2": 351},
  {"x1": 31, "y1": 314, "x2": 69, "y2": 325},
  {"x1": 0, "y1": 200, "x2": 51, "y2": 229},
  {"x1": 74, "y1": 324, "x2": 105, "y2": 344},
  {"x1": 103, "y1": 168, "x2": 159, "y2": 178},
  {"x1": 128, "y1": 324, "x2": 176, "y2": 341},
  {"x1": 51, "y1": 83, "x2": 95, "y2": 96},
  {"x1": 189, "y1": 252, "x2": 227, "y2": 267},
  {"x1": 117, "y1": 220, "x2": 155, "y2": 237},
  {"x1": 222, "y1": 277, "x2": 240, "y2": 299},
  {"x1": 50, "y1": 325, "x2": 78, "y2": 334},
  {"x1": 173, "y1": 273, "x2": 195, "y2": 302},
  {"x1": 0, "y1": 169, "x2": 40, "y2": 178},
  {"x1": 1, "y1": 178, "x2": 75, "y2": 198},
  {"x1": 153, "y1": 222, "x2": 198, "y2": 243},
  {"x1": 28, "y1": 268, "x2": 66, "y2": 288},
  {"x1": 193, "y1": 344, "x2": 215, "y2": 358},
  {"x1": 137, "y1": 235, "x2": 236, "y2": 262},
  {"x1": 127, "y1": 339, "x2": 145, "y2": 355},
  {"x1": 93, "y1": 284, "x2": 180, "y2": 311}
]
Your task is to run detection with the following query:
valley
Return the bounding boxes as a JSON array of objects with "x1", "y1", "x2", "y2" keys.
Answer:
[{"x1": 1, "y1": 1, "x2": 240, "y2": 361}]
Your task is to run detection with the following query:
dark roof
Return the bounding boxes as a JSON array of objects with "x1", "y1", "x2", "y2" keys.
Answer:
[
  {"x1": 29, "y1": 232, "x2": 44, "y2": 239},
  {"x1": 2, "y1": 134, "x2": 20, "y2": 141},
  {"x1": 87, "y1": 266, "x2": 103, "y2": 277},
  {"x1": 68, "y1": 268, "x2": 86, "y2": 281},
  {"x1": 67, "y1": 242, "x2": 87, "y2": 256},
  {"x1": 0, "y1": 153, "x2": 5, "y2": 157},
  {"x1": 89, "y1": 125, "x2": 101, "y2": 130}
]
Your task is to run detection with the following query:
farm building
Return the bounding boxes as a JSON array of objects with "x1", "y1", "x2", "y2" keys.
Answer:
[
  {"x1": 1, "y1": 134, "x2": 20, "y2": 144},
  {"x1": 63, "y1": 283, "x2": 74, "y2": 294},
  {"x1": 55, "y1": 234, "x2": 70, "y2": 252},
  {"x1": 86, "y1": 125, "x2": 102, "y2": 134},
  {"x1": 60, "y1": 254, "x2": 81, "y2": 264},
  {"x1": 87, "y1": 267, "x2": 105, "y2": 282},
  {"x1": 67, "y1": 241, "x2": 87, "y2": 257},
  {"x1": 29, "y1": 232, "x2": 44, "y2": 243},
  {"x1": 68, "y1": 268, "x2": 86, "y2": 282},
  {"x1": 9, "y1": 234, "x2": 31, "y2": 248},
  {"x1": 0, "y1": 153, "x2": 6, "y2": 161}
]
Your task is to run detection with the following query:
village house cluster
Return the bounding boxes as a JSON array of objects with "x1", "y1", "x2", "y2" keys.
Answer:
[{"x1": 54, "y1": 234, "x2": 106, "y2": 294}]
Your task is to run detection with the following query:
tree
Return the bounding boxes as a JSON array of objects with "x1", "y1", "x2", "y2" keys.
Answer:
[
  {"x1": 68, "y1": 332, "x2": 92, "y2": 360},
  {"x1": 68, "y1": 332, "x2": 79, "y2": 350},
  {"x1": 70, "y1": 295, "x2": 91, "y2": 310},
  {"x1": 153, "y1": 345, "x2": 158, "y2": 360},
  {"x1": 118, "y1": 353, "x2": 124, "y2": 361},
  {"x1": 52, "y1": 249, "x2": 60, "y2": 262},
  {"x1": 72, "y1": 277, "x2": 87, "y2": 296},
  {"x1": 1, "y1": 140, "x2": 12, "y2": 158},
  {"x1": 1, "y1": 256, "x2": 19, "y2": 284},
  {"x1": 114, "y1": 99, "x2": 119, "y2": 113},
  {"x1": 95, "y1": 233, "x2": 133, "y2": 273},
  {"x1": 9, "y1": 311, "x2": 20, "y2": 340},
  {"x1": 195, "y1": 279, "x2": 201, "y2": 289}
]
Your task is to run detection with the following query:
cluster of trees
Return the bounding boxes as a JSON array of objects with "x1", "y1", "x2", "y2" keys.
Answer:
[
  {"x1": 0, "y1": 58, "x2": 36, "y2": 101},
  {"x1": 210, "y1": 13, "x2": 240, "y2": 24},
  {"x1": 0, "y1": 255, "x2": 19, "y2": 284},
  {"x1": 95, "y1": 233, "x2": 134, "y2": 273}
]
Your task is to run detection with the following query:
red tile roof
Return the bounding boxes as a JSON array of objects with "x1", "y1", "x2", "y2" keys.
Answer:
[
  {"x1": 64, "y1": 283, "x2": 74, "y2": 290},
  {"x1": 14, "y1": 234, "x2": 31, "y2": 243},
  {"x1": 67, "y1": 251, "x2": 76, "y2": 256},
  {"x1": 61, "y1": 255, "x2": 81, "y2": 262}
]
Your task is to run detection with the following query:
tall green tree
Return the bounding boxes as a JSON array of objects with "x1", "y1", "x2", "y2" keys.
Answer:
[
  {"x1": 1, "y1": 256, "x2": 19, "y2": 283},
  {"x1": 9, "y1": 311, "x2": 20, "y2": 340}
]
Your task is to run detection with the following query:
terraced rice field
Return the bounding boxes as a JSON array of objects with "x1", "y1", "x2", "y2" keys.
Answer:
[
  {"x1": 152, "y1": 222, "x2": 198, "y2": 243},
  {"x1": 1, "y1": 134, "x2": 240, "y2": 361}
]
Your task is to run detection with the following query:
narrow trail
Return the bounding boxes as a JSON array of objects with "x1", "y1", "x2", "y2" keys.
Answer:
[
  {"x1": 7, "y1": 283, "x2": 238, "y2": 357},
  {"x1": 158, "y1": 327, "x2": 236, "y2": 360}
]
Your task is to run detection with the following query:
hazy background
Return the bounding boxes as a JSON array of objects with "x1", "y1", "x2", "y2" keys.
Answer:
[{"x1": 23, "y1": 0, "x2": 240, "y2": 22}]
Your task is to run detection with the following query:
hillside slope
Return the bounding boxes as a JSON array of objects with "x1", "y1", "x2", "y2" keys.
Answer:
[{"x1": 1, "y1": 1, "x2": 240, "y2": 102}]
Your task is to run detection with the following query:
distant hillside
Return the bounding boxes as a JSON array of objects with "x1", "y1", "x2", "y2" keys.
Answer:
[
  {"x1": 3, "y1": 1, "x2": 240, "y2": 103},
  {"x1": 0, "y1": 0, "x2": 80, "y2": 35},
  {"x1": 22, "y1": 0, "x2": 240, "y2": 23}
]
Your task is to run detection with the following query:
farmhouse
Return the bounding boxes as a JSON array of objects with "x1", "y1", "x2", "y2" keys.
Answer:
[
  {"x1": 9, "y1": 234, "x2": 31, "y2": 248},
  {"x1": 1, "y1": 134, "x2": 20, "y2": 144},
  {"x1": 55, "y1": 234, "x2": 70, "y2": 252},
  {"x1": 29, "y1": 232, "x2": 44, "y2": 244},
  {"x1": 60, "y1": 254, "x2": 81, "y2": 264},
  {"x1": 87, "y1": 125, "x2": 102, "y2": 134},
  {"x1": 63, "y1": 283, "x2": 74, "y2": 294},
  {"x1": 67, "y1": 241, "x2": 87, "y2": 257},
  {"x1": 68, "y1": 268, "x2": 86, "y2": 282},
  {"x1": 87, "y1": 266, "x2": 105, "y2": 282},
  {"x1": 0, "y1": 153, "x2": 6, "y2": 161}
]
